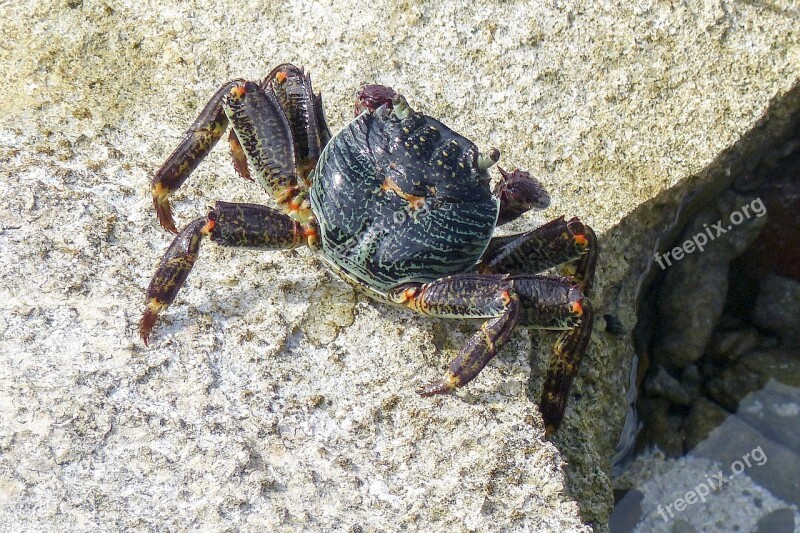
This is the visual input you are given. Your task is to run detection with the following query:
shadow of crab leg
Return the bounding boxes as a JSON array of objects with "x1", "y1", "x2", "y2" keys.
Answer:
[
  {"x1": 511, "y1": 275, "x2": 593, "y2": 435},
  {"x1": 480, "y1": 216, "x2": 597, "y2": 292},
  {"x1": 388, "y1": 274, "x2": 522, "y2": 396},
  {"x1": 151, "y1": 80, "x2": 244, "y2": 233},
  {"x1": 139, "y1": 201, "x2": 309, "y2": 345}
]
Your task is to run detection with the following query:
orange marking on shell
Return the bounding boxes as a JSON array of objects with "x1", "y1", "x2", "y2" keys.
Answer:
[
  {"x1": 275, "y1": 71, "x2": 288, "y2": 83},
  {"x1": 230, "y1": 86, "x2": 246, "y2": 98},
  {"x1": 570, "y1": 300, "x2": 584, "y2": 316},
  {"x1": 381, "y1": 177, "x2": 426, "y2": 210}
]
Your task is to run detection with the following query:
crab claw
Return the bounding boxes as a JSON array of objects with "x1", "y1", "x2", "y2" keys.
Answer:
[
  {"x1": 355, "y1": 84, "x2": 397, "y2": 116},
  {"x1": 494, "y1": 167, "x2": 551, "y2": 225}
]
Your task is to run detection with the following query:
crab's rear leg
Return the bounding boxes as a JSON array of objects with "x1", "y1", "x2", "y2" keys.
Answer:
[
  {"x1": 479, "y1": 216, "x2": 596, "y2": 291},
  {"x1": 139, "y1": 201, "x2": 314, "y2": 345},
  {"x1": 511, "y1": 276, "x2": 594, "y2": 435},
  {"x1": 480, "y1": 217, "x2": 598, "y2": 434},
  {"x1": 388, "y1": 274, "x2": 522, "y2": 396}
]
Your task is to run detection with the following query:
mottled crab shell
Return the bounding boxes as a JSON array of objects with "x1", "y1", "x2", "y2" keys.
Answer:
[{"x1": 310, "y1": 104, "x2": 499, "y2": 293}]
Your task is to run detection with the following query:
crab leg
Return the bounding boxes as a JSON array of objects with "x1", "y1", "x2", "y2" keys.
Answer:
[
  {"x1": 480, "y1": 217, "x2": 596, "y2": 287},
  {"x1": 262, "y1": 64, "x2": 331, "y2": 176},
  {"x1": 224, "y1": 81, "x2": 317, "y2": 223},
  {"x1": 490, "y1": 213, "x2": 597, "y2": 435},
  {"x1": 139, "y1": 201, "x2": 312, "y2": 345},
  {"x1": 542, "y1": 300, "x2": 594, "y2": 435},
  {"x1": 388, "y1": 274, "x2": 522, "y2": 395},
  {"x1": 150, "y1": 81, "x2": 243, "y2": 233},
  {"x1": 511, "y1": 275, "x2": 593, "y2": 435}
]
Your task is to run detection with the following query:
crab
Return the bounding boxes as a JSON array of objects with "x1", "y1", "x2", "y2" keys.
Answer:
[{"x1": 139, "y1": 64, "x2": 597, "y2": 434}]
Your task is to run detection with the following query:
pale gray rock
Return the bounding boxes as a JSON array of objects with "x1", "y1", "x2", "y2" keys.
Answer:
[{"x1": 1, "y1": 0, "x2": 799, "y2": 531}]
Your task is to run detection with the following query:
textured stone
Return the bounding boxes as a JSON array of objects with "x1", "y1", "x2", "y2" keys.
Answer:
[
  {"x1": 755, "y1": 508, "x2": 796, "y2": 533},
  {"x1": 1, "y1": 0, "x2": 799, "y2": 531},
  {"x1": 692, "y1": 409, "x2": 800, "y2": 508},
  {"x1": 737, "y1": 379, "x2": 800, "y2": 457},
  {"x1": 653, "y1": 191, "x2": 767, "y2": 369},
  {"x1": 682, "y1": 397, "x2": 729, "y2": 452},
  {"x1": 754, "y1": 274, "x2": 800, "y2": 348}
]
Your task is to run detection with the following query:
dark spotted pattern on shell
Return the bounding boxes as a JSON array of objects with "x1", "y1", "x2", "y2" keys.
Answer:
[{"x1": 310, "y1": 106, "x2": 499, "y2": 292}]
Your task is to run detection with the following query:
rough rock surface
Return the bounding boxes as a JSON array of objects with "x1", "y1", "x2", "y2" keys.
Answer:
[{"x1": 1, "y1": 1, "x2": 798, "y2": 531}]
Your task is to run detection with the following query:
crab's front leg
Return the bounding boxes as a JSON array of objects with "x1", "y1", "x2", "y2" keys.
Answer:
[
  {"x1": 388, "y1": 274, "x2": 522, "y2": 396},
  {"x1": 150, "y1": 81, "x2": 246, "y2": 233},
  {"x1": 139, "y1": 202, "x2": 312, "y2": 345},
  {"x1": 479, "y1": 216, "x2": 596, "y2": 288}
]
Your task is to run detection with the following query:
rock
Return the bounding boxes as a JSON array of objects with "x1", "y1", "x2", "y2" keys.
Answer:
[
  {"x1": 679, "y1": 364, "x2": 702, "y2": 402},
  {"x1": 702, "y1": 347, "x2": 800, "y2": 414},
  {"x1": 735, "y1": 139, "x2": 800, "y2": 282},
  {"x1": 682, "y1": 397, "x2": 729, "y2": 452},
  {"x1": 644, "y1": 365, "x2": 692, "y2": 405},
  {"x1": 736, "y1": 379, "x2": 800, "y2": 457},
  {"x1": 709, "y1": 327, "x2": 763, "y2": 364},
  {"x1": 608, "y1": 488, "x2": 643, "y2": 533},
  {"x1": 653, "y1": 192, "x2": 767, "y2": 369},
  {"x1": 653, "y1": 251, "x2": 731, "y2": 368},
  {"x1": 742, "y1": 348, "x2": 800, "y2": 388},
  {"x1": 640, "y1": 397, "x2": 685, "y2": 458},
  {"x1": 704, "y1": 363, "x2": 767, "y2": 412},
  {"x1": 755, "y1": 508, "x2": 796, "y2": 533},
  {"x1": 671, "y1": 519, "x2": 698, "y2": 533},
  {"x1": 754, "y1": 274, "x2": 800, "y2": 347},
  {"x1": 691, "y1": 411, "x2": 800, "y2": 508},
  {"x1": 2, "y1": 0, "x2": 799, "y2": 530},
  {"x1": 615, "y1": 449, "x2": 799, "y2": 533}
]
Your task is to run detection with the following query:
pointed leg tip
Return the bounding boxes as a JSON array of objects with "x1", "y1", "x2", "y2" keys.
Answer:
[
  {"x1": 139, "y1": 308, "x2": 159, "y2": 346},
  {"x1": 152, "y1": 191, "x2": 178, "y2": 234},
  {"x1": 416, "y1": 378, "x2": 456, "y2": 397},
  {"x1": 156, "y1": 207, "x2": 179, "y2": 235},
  {"x1": 160, "y1": 221, "x2": 179, "y2": 235}
]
